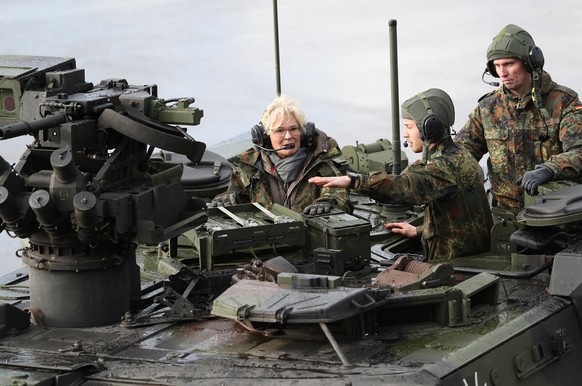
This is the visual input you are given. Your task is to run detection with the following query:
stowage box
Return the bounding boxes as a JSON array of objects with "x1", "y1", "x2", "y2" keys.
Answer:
[{"x1": 306, "y1": 212, "x2": 372, "y2": 270}]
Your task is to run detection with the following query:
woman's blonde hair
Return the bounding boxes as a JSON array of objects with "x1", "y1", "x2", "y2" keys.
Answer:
[{"x1": 261, "y1": 94, "x2": 307, "y2": 134}]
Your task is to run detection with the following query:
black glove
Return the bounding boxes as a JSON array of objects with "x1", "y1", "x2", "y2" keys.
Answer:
[
  {"x1": 517, "y1": 165, "x2": 554, "y2": 195},
  {"x1": 210, "y1": 191, "x2": 239, "y2": 207},
  {"x1": 303, "y1": 198, "x2": 337, "y2": 216}
]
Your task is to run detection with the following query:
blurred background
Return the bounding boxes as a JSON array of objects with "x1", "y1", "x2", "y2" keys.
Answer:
[{"x1": 0, "y1": 0, "x2": 580, "y2": 273}]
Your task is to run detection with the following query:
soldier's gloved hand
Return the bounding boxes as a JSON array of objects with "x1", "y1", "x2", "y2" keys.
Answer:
[
  {"x1": 210, "y1": 191, "x2": 239, "y2": 207},
  {"x1": 303, "y1": 198, "x2": 337, "y2": 216},
  {"x1": 517, "y1": 165, "x2": 554, "y2": 195}
]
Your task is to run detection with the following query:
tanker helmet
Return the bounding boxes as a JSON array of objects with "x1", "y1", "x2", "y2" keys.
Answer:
[
  {"x1": 401, "y1": 88, "x2": 454, "y2": 143},
  {"x1": 486, "y1": 24, "x2": 544, "y2": 77}
]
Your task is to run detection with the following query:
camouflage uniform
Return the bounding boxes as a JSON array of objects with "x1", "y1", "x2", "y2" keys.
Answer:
[
  {"x1": 455, "y1": 71, "x2": 582, "y2": 214},
  {"x1": 355, "y1": 138, "x2": 493, "y2": 260},
  {"x1": 227, "y1": 128, "x2": 350, "y2": 213}
]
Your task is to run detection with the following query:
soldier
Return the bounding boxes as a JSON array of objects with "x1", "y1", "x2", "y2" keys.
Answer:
[
  {"x1": 455, "y1": 24, "x2": 582, "y2": 215},
  {"x1": 309, "y1": 89, "x2": 493, "y2": 260},
  {"x1": 212, "y1": 94, "x2": 350, "y2": 215}
]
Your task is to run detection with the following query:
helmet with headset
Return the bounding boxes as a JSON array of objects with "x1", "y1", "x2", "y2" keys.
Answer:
[
  {"x1": 401, "y1": 88, "x2": 455, "y2": 143},
  {"x1": 486, "y1": 24, "x2": 544, "y2": 77}
]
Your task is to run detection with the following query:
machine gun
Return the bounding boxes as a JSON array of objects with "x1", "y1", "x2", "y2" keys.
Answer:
[{"x1": 0, "y1": 55, "x2": 208, "y2": 327}]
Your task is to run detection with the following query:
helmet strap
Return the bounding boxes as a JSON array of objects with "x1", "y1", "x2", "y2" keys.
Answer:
[
  {"x1": 422, "y1": 141, "x2": 432, "y2": 164},
  {"x1": 422, "y1": 137, "x2": 446, "y2": 164},
  {"x1": 531, "y1": 71, "x2": 550, "y2": 121},
  {"x1": 531, "y1": 70, "x2": 551, "y2": 149}
]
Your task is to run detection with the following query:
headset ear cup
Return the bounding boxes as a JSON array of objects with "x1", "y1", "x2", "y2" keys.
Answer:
[
  {"x1": 251, "y1": 123, "x2": 271, "y2": 149},
  {"x1": 528, "y1": 46, "x2": 544, "y2": 71},
  {"x1": 422, "y1": 115, "x2": 445, "y2": 142},
  {"x1": 300, "y1": 122, "x2": 317, "y2": 149}
]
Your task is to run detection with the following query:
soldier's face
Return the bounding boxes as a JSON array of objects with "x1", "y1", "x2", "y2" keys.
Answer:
[
  {"x1": 268, "y1": 113, "x2": 301, "y2": 158},
  {"x1": 403, "y1": 119, "x2": 423, "y2": 153},
  {"x1": 493, "y1": 57, "x2": 532, "y2": 96}
]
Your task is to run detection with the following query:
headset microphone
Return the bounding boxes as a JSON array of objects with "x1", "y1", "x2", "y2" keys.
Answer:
[
  {"x1": 481, "y1": 69, "x2": 500, "y2": 87},
  {"x1": 255, "y1": 143, "x2": 296, "y2": 152},
  {"x1": 403, "y1": 140, "x2": 408, "y2": 148}
]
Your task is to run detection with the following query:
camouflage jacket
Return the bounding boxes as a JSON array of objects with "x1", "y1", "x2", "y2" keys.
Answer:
[
  {"x1": 227, "y1": 128, "x2": 349, "y2": 213},
  {"x1": 455, "y1": 71, "x2": 582, "y2": 214},
  {"x1": 355, "y1": 138, "x2": 493, "y2": 260}
]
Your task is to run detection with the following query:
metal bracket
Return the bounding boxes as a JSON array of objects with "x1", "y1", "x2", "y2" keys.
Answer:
[{"x1": 514, "y1": 328, "x2": 570, "y2": 379}]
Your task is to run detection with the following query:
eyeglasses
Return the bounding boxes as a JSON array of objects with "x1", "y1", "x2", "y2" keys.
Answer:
[{"x1": 271, "y1": 125, "x2": 301, "y2": 138}]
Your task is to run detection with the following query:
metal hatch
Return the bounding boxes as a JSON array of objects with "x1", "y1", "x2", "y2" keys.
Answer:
[
  {"x1": 518, "y1": 184, "x2": 582, "y2": 226},
  {"x1": 211, "y1": 272, "x2": 386, "y2": 324}
]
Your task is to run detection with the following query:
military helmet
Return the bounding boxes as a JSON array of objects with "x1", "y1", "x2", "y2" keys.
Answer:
[
  {"x1": 401, "y1": 88, "x2": 454, "y2": 143},
  {"x1": 486, "y1": 24, "x2": 544, "y2": 77}
]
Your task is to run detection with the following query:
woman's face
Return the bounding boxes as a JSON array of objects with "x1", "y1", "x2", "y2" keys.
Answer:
[{"x1": 268, "y1": 113, "x2": 301, "y2": 158}]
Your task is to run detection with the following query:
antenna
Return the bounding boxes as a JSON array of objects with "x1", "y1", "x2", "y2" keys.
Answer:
[
  {"x1": 272, "y1": 0, "x2": 282, "y2": 96},
  {"x1": 389, "y1": 20, "x2": 402, "y2": 175}
]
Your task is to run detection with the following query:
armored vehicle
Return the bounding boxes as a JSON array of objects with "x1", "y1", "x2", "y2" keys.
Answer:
[{"x1": 1, "y1": 29, "x2": 582, "y2": 386}]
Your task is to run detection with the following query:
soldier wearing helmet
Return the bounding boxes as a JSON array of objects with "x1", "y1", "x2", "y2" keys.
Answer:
[
  {"x1": 309, "y1": 89, "x2": 493, "y2": 260},
  {"x1": 456, "y1": 24, "x2": 582, "y2": 215}
]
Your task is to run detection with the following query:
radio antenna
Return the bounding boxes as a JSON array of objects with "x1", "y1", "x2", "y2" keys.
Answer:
[
  {"x1": 389, "y1": 19, "x2": 402, "y2": 175},
  {"x1": 272, "y1": 0, "x2": 282, "y2": 95}
]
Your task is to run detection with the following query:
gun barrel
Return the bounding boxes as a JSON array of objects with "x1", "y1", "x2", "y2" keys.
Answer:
[{"x1": 0, "y1": 112, "x2": 67, "y2": 140}]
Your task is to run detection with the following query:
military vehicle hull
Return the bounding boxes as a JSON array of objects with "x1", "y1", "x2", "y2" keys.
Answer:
[{"x1": 1, "y1": 247, "x2": 582, "y2": 386}]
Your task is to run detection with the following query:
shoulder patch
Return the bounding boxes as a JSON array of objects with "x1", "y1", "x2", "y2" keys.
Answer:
[{"x1": 574, "y1": 105, "x2": 582, "y2": 110}]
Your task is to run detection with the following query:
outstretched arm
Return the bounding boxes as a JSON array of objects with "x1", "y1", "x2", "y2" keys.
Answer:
[
  {"x1": 308, "y1": 175, "x2": 351, "y2": 188},
  {"x1": 383, "y1": 222, "x2": 418, "y2": 238}
]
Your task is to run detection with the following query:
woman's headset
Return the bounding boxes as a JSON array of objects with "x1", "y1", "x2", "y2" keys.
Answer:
[{"x1": 251, "y1": 122, "x2": 317, "y2": 149}]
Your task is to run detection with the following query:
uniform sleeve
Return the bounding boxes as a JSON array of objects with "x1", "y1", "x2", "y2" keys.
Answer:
[
  {"x1": 224, "y1": 161, "x2": 251, "y2": 204},
  {"x1": 356, "y1": 159, "x2": 458, "y2": 206},
  {"x1": 454, "y1": 106, "x2": 488, "y2": 162},
  {"x1": 543, "y1": 98, "x2": 582, "y2": 179}
]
